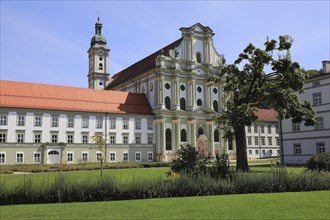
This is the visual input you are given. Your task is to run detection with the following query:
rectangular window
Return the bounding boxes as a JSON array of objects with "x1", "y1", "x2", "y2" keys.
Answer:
[
  {"x1": 292, "y1": 122, "x2": 300, "y2": 132},
  {"x1": 135, "y1": 152, "x2": 141, "y2": 162},
  {"x1": 0, "y1": 133, "x2": 7, "y2": 143},
  {"x1": 147, "y1": 152, "x2": 153, "y2": 162},
  {"x1": 317, "y1": 143, "x2": 325, "y2": 153},
  {"x1": 18, "y1": 115, "x2": 25, "y2": 126},
  {"x1": 35, "y1": 116, "x2": 42, "y2": 126},
  {"x1": 67, "y1": 118, "x2": 74, "y2": 127},
  {"x1": 16, "y1": 153, "x2": 24, "y2": 163},
  {"x1": 67, "y1": 134, "x2": 74, "y2": 143},
  {"x1": 51, "y1": 116, "x2": 58, "y2": 127},
  {"x1": 267, "y1": 125, "x2": 272, "y2": 134},
  {"x1": 247, "y1": 137, "x2": 252, "y2": 145},
  {"x1": 269, "y1": 150, "x2": 273, "y2": 156},
  {"x1": 260, "y1": 126, "x2": 265, "y2": 134},
  {"x1": 123, "y1": 152, "x2": 128, "y2": 161},
  {"x1": 0, "y1": 153, "x2": 5, "y2": 164},
  {"x1": 255, "y1": 149, "x2": 259, "y2": 155},
  {"x1": 17, "y1": 133, "x2": 24, "y2": 143},
  {"x1": 123, "y1": 119, "x2": 129, "y2": 129},
  {"x1": 110, "y1": 118, "x2": 116, "y2": 129},
  {"x1": 34, "y1": 133, "x2": 41, "y2": 143},
  {"x1": 123, "y1": 135, "x2": 128, "y2": 144},
  {"x1": 96, "y1": 118, "x2": 103, "y2": 129},
  {"x1": 261, "y1": 137, "x2": 265, "y2": 145},
  {"x1": 262, "y1": 150, "x2": 265, "y2": 156},
  {"x1": 254, "y1": 126, "x2": 258, "y2": 133},
  {"x1": 82, "y1": 135, "x2": 88, "y2": 144},
  {"x1": 315, "y1": 117, "x2": 324, "y2": 130},
  {"x1": 109, "y1": 152, "x2": 116, "y2": 162},
  {"x1": 147, "y1": 135, "x2": 153, "y2": 144},
  {"x1": 0, "y1": 115, "x2": 7, "y2": 125},
  {"x1": 33, "y1": 152, "x2": 41, "y2": 163},
  {"x1": 254, "y1": 137, "x2": 259, "y2": 145},
  {"x1": 275, "y1": 125, "x2": 279, "y2": 134},
  {"x1": 248, "y1": 150, "x2": 252, "y2": 155},
  {"x1": 67, "y1": 152, "x2": 73, "y2": 163},
  {"x1": 294, "y1": 144, "x2": 301, "y2": 155},
  {"x1": 268, "y1": 138, "x2": 272, "y2": 146},
  {"x1": 136, "y1": 136, "x2": 141, "y2": 144},
  {"x1": 51, "y1": 134, "x2": 58, "y2": 143},
  {"x1": 276, "y1": 138, "x2": 279, "y2": 146},
  {"x1": 247, "y1": 126, "x2": 251, "y2": 133},
  {"x1": 82, "y1": 118, "x2": 89, "y2": 128},
  {"x1": 313, "y1": 81, "x2": 320, "y2": 87},
  {"x1": 135, "y1": 119, "x2": 141, "y2": 129},
  {"x1": 313, "y1": 93, "x2": 322, "y2": 106},
  {"x1": 109, "y1": 134, "x2": 116, "y2": 144},
  {"x1": 96, "y1": 152, "x2": 102, "y2": 162},
  {"x1": 82, "y1": 152, "x2": 88, "y2": 162},
  {"x1": 147, "y1": 120, "x2": 153, "y2": 130}
]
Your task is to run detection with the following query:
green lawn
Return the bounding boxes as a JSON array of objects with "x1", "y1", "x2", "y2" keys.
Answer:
[
  {"x1": 1, "y1": 191, "x2": 329, "y2": 220},
  {"x1": 0, "y1": 167, "x2": 170, "y2": 190}
]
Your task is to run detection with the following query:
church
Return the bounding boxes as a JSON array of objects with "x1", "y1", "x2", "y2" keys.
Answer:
[{"x1": 0, "y1": 19, "x2": 279, "y2": 165}]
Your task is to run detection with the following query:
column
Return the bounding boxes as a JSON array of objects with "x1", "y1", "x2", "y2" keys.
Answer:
[
  {"x1": 172, "y1": 118, "x2": 181, "y2": 153},
  {"x1": 204, "y1": 82, "x2": 212, "y2": 109},
  {"x1": 206, "y1": 121, "x2": 214, "y2": 157},
  {"x1": 155, "y1": 118, "x2": 166, "y2": 161},
  {"x1": 187, "y1": 79, "x2": 196, "y2": 111},
  {"x1": 172, "y1": 78, "x2": 180, "y2": 110},
  {"x1": 155, "y1": 76, "x2": 165, "y2": 109},
  {"x1": 188, "y1": 118, "x2": 197, "y2": 147}
]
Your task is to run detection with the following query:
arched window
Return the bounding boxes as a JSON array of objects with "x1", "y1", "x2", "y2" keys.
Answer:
[
  {"x1": 196, "y1": 52, "x2": 202, "y2": 63},
  {"x1": 166, "y1": 129, "x2": 172, "y2": 150},
  {"x1": 214, "y1": 129, "x2": 220, "y2": 142},
  {"x1": 180, "y1": 98, "x2": 186, "y2": 111},
  {"x1": 197, "y1": 99, "x2": 202, "y2": 106},
  {"x1": 213, "y1": 100, "x2": 219, "y2": 112},
  {"x1": 181, "y1": 129, "x2": 187, "y2": 142},
  {"x1": 99, "y1": 63, "x2": 103, "y2": 70},
  {"x1": 48, "y1": 150, "x2": 59, "y2": 155},
  {"x1": 165, "y1": 97, "x2": 171, "y2": 110},
  {"x1": 198, "y1": 127, "x2": 203, "y2": 136}
]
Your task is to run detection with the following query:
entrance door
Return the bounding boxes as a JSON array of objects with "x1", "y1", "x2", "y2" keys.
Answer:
[{"x1": 48, "y1": 150, "x2": 60, "y2": 164}]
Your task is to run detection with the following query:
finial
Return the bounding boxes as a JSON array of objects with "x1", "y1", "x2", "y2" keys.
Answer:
[
  {"x1": 160, "y1": 49, "x2": 164, "y2": 55},
  {"x1": 98, "y1": 17, "x2": 100, "y2": 22}
]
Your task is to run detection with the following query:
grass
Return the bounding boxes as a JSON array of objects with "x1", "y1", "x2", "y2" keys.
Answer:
[
  {"x1": 0, "y1": 167, "x2": 170, "y2": 190},
  {"x1": 1, "y1": 191, "x2": 329, "y2": 220}
]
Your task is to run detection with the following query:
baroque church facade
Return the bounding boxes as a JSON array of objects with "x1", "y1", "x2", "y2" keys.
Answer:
[{"x1": 0, "y1": 19, "x2": 229, "y2": 165}]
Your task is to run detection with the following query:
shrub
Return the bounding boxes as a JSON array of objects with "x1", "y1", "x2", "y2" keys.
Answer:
[
  {"x1": 307, "y1": 152, "x2": 330, "y2": 171},
  {"x1": 0, "y1": 168, "x2": 329, "y2": 205},
  {"x1": 171, "y1": 145, "x2": 199, "y2": 174}
]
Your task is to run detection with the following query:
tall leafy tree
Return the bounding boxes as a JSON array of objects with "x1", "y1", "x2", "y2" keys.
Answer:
[{"x1": 209, "y1": 35, "x2": 316, "y2": 171}]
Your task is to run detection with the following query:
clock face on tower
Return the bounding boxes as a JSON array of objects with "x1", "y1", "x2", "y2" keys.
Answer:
[{"x1": 98, "y1": 50, "x2": 104, "y2": 56}]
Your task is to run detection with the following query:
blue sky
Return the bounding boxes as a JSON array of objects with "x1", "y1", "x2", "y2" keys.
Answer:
[{"x1": 1, "y1": 1, "x2": 329, "y2": 88}]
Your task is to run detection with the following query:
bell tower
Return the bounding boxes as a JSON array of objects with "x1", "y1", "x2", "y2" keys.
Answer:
[{"x1": 87, "y1": 17, "x2": 110, "y2": 89}]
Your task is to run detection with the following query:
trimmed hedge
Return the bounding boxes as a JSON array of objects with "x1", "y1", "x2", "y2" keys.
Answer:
[
  {"x1": 1, "y1": 168, "x2": 329, "y2": 205},
  {"x1": 0, "y1": 162, "x2": 170, "y2": 174},
  {"x1": 307, "y1": 152, "x2": 330, "y2": 171}
]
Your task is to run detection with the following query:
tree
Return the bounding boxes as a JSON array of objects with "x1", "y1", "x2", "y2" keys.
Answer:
[
  {"x1": 209, "y1": 35, "x2": 316, "y2": 171},
  {"x1": 90, "y1": 134, "x2": 106, "y2": 176}
]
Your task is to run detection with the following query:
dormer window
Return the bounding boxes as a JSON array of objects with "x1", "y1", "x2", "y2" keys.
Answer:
[{"x1": 196, "y1": 52, "x2": 202, "y2": 63}]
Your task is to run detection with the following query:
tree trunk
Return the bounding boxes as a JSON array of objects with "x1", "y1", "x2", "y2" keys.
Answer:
[{"x1": 234, "y1": 124, "x2": 249, "y2": 172}]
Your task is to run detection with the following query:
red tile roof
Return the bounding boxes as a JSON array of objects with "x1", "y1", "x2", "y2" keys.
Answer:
[
  {"x1": 107, "y1": 38, "x2": 182, "y2": 89},
  {"x1": 256, "y1": 109, "x2": 278, "y2": 122},
  {"x1": 0, "y1": 80, "x2": 152, "y2": 115}
]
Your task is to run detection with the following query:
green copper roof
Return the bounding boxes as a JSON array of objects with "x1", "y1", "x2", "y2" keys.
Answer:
[{"x1": 90, "y1": 17, "x2": 107, "y2": 47}]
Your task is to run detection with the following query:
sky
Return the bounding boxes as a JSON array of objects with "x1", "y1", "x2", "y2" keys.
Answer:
[{"x1": 1, "y1": 1, "x2": 329, "y2": 88}]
